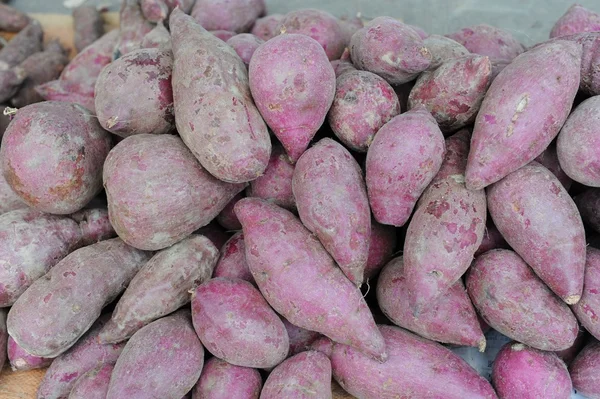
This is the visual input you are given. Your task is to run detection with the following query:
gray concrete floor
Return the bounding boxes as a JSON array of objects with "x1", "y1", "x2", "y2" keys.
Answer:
[{"x1": 8, "y1": 0, "x2": 600, "y2": 45}]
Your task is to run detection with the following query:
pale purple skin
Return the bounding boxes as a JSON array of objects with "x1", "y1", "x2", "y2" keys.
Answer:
[
  {"x1": 403, "y1": 129, "x2": 486, "y2": 314},
  {"x1": 363, "y1": 219, "x2": 397, "y2": 280},
  {"x1": 141, "y1": 20, "x2": 172, "y2": 51},
  {"x1": 7, "y1": 335, "x2": 52, "y2": 371},
  {"x1": 11, "y1": 40, "x2": 69, "y2": 108},
  {"x1": 535, "y1": 141, "x2": 573, "y2": 190},
  {"x1": 309, "y1": 336, "x2": 333, "y2": 358},
  {"x1": 408, "y1": 24, "x2": 429, "y2": 39},
  {"x1": 72, "y1": 6, "x2": 104, "y2": 53},
  {"x1": 365, "y1": 107, "x2": 445, "y2": 227},
  {"x1": 68, "y1": 363, "x2": 113, "y2": 399},
  {"x1": 377, "y1": 256, "x2": 486, "y2": 350},
  {"x1": 349, "y1": 17, "x2": 432, "y2": 85},
  {"x1": 558, "y1": 32, "x2": 600, "y2": 95},
  {"x1": 7, "y1": 238, "x2": 150, "y2": 358},
  {"x1": 446, "y1": 24, "x2": 524, "y2": 63},
  {"x1": 37, "y1": 315, "x2": 125, "y2": 399},
  {"x1": 246, "y1": 143, "x2": 296, "y2": 210},
  {"x1": 36, "y1": 30, "x2": 119, "y2": 113},
  {"x1": 0, "y1": 309, "x2": 6, "y2": 371},
  {"x1": 192, "y1": 357, "x2": 262, "y2": 399},
  {"x1": 408, "y1": 55, "x2": 492, "y2": 133},
  {"x1": 261, "y1": 351, "x2": 332, "y2": 399},
  {"x1": 249, "y1": 33, "x2": 335, "y2": 162},
  {"x1": 466, "y1": 249, "x2": 579, "y2": 351},
  {"x1": 116, "y1": 0, "x2": 154, "y2": 57},
  {"x1": 0, "y1": 20, "x2": 43, "y2": 70},
  {"x1": 492, "y1": 342, "x2": 572, "y2": 399},
  {"x1": 213, "y1": 231, "x2": 255, "y2": 284},
  {"x1": 571, "y1": 341, "x2": 600, "y2": 398},
  {"x1": 106, "y1": 311, "x2": 204, "y2": 399},
  {"x1": 0, "y1": 4, "x2": 30, "y2": 32},
  {"x1": 551, "y1": 4, "x2": 600, "y2": 38},
  {"x1": 103, "y1": 134, "x2": 245, "y2": 250},
  {"x1": 573, "y1": 248, "x2": 600, "y2": 340},
  {"x1": 575, "y1": 188, "x2": 600, "y2": 234},
  {"x1": 226, "y1": 33, "x2": 264, "y2": 67},
  {"x1": 0, "y1": 101, "x2": 112, "y2": 214},
  {"x1": 210, "y1": 30, "x2": 236, "y2": 42},
  {"x1": 98, "y1": 235, "x2": 219, "y2": 344},
  {"x1": 141, "y1": 0, "x2": 196, "y2": 23},
  {"x1": 171, "y1": 9, "x2": 271, "y2": 183},
  {"x1": 282, "y1": 318, "x2": 321, "y2": 356},
  {"x1": 192, "y1": 0, "x2": 266, "y2": 33},
  {"x1": 555, "y1": 327, "x2": 587, "y2": 366},
  {"x1": 557, "y1": 95, "x2": 600, "y2": 186},
  {"x1": 328, "y1": 70, "x2": 401, "y2": 152},
  {"x1": 0, "y1": 208, "x2": 115, "y2": 307},
  {"x1": 191, "y1": 277, "x2": 289, "y2": 368},
  {"x1": 339, "y1": 15, "x2": 363, "y2": 45},
  {"x1": 330, "y1": 59, "x2": 357, "y2": 77},
  {"x1": 423, "y1": 34, "x2": 470, "y2": 70},
  {"x1": 474, "y1": 220, "x2": 508, "y2": 257},
  {"x1": 293, "y1": 138, "x2": 371, "y2": 286},
  {"x1": 0, "y1": 173, "x2": 26, "y2": 214},
  {"x1": 195, "y1": 221, "x2": 231, "y2": 249},
  {"x1": 331, "y1": 325, "x2": 497, "y2": 399},
  {"x1": 95, "y1": 48, "x2": 174, "y2": 137},
  {"x1": 251, "y1": 14, "x2": 283, "y2": 41},
  {"x1": 487, "y1": 162, "x2": 586, "y2": 304},
  {"x1": 234, "y1": 198, "x2": 387, "y2": 361},
  {"x1": 216, "y1": 192, "x2": 243, "y2": 230},
  {"x1": 276, "y1": 9, "x2": 346, "y2": 60},
  {"x1": 465, "y1": 40, "x2": 582, "y2": 190}
]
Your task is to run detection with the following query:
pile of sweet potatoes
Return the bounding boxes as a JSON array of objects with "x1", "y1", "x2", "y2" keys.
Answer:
[{"x1": 1, "y1": 1, "x2": 600, "y2": 398}]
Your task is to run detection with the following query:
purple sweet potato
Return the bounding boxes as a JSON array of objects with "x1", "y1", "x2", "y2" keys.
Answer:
[
  {"x1": 575, "y1": 188, "x2": 600, "y2": 233},
  {"x1": 571, "y1": 341, "x2": 600, "y2": 398},
  {"x1": 226, "y1": 33, "x2": 264, "y2": 67},
  {"x1": 309, "y1": 336, "x2": 334, "y2": 358},
  {"x1": 7, "y1": 238, "x2": 150, "y2": 357},
  {"x1": 349, "y1": 17, "x2": 432, "y2": 85},
  {"x1": 37, "y1": 315, "x2": 125, "y2": 399},
  {"x1": 446, "y1": 24, "x2": 524, "y2": 62},
  {"x1": 0, "y1": 171, "x2": 26, "y2": 214},
  {"x1": 535, "y1": 141, "x2": 573, "y2": 190},
  {"x1": 282, "y1": 318, "x2": 321, "y2": 356},
  {"x1": 192, "y1": 0, "x2": 265, "y2": 33},
  {"x1": 251, "y1": 14, "x2": 283, "y2": 41},
  {"x1": 95, "y1": 48, "x2": 174, "y2": 137},
  {"x1": 141, "y1": 0, "x2": 196, "y2": 23},
  {"x1": 330, "y1": 59, "x2": 357, "y2": 77},
  {"x1": 191, "y1": 277, "x2": 289, "y2": 368},
  {"x1": 209, "y1": 30, "x2": 236, "y2": 41},
  {"x1": 572, "y1": 247, "x2": 600, "y2": 340},
  {"x1": 555, "y1": 328, "x2": 587, "y2": 366},
  {"x1": 467, "y1": 249, "x2": 579, "y2": 351},
  {"x1": 276, "y1": 9, "x2": 345, "y2": 60},
  {"x1": 261, "y1": 351, "x2": 332, "y2": 399},
  {"x1": 474, "y1": 220, "x2": 508, "y2": 257},
  {"x1": 423, "y1": 34, "x2": 470, "y2": 69},
  {"x1": 98, "y1": 235, "x2": 218, "y2": 344},
  {"x1": 487, "y1": 162, "x2": 586, "y2": 304},
  {"x1": 36, "y1": 29, "x2": 119, "y2": 113},
  {"x1": 213, "y1": 231, "x2": 254, "y2": 283},
  {"x1": 192, "y1": 357, "x2": 262, "y2": 399},
  {"x1": 7, "y1": 335, "x2": 52, "y2": 371},
  {"x1": 331, "y1": 325, "x2": 496, "y2": 399},
  {"x1": 235, "y1": 198, "x2": 387, "y2": 361},
  {"x1": 0, "y1": 66, "x2": 26, "y2": 104},
  {"x1": 557, "y1": 95, "x2": 600, "y2": 186},
  {"x1": 558, "y1": 32, "x2": 600, "y2": 95},
  {"x1": 0, "y1": 309, "x2": 6, "y2": 371},
  {"x1": 465, "y1": 40, "x2": 581, "y2": 190},
  {"x1": 408, "y1": 24, "x2": 429, "y2": 39},
  {"x1": 365, "y1": 107, "x2": 445, "y2": 227},
  {"x1": 408, "y1": 55, "x2": 492, "y2": 133},
  {"x1": 0, "y1": 208, "x2": 115, "y2": 307},
  {"x1": 115, "y1": 0, "x2": 154, "y2": 58},
  {"x1": 0, "y1": 21, "x2": 43, "y2": 70},
  {"x1": 11, "y1": 40, "x2": 69, "y2": 107},
  {"x1": 364, "y1": 221, "x2": 397, "y2": 282},
  {"x1": 1, "y1": 101, "x2": 112, "y2": 214},
  {"x1": 339, "y1": 14, "x2": 363, "y2": 45},
  {"x1": 246, "y1": 143, "x2": 295, "y2": 210},
  {"x1": 249, "y1": 33, "x2": 335, "y2": 162},
  {"x1": 328, "y1": 70, "x2": 400, "y2": 152},
  {"x1": 492, "y1": 342, "x2": 572, "y2": 399},
  {"x1": 377, "y1": 256, "x2": 486, "y2": 350},
  {"x1": 103, "y1": 134, "x2": 245, "y2": 250},
  {"x1": 171, "y1": 9, "x2": 271, "y2": 183},
  {"x1": 0, "y1": 4, "x2": 30, "y2": 32},
  {"x1": 141, "y1": 20, "x2": 171, "y2": 51},
  {"x1": 68, "y1": 363, "x2": 113, "y2": 399},
  {"x1": 216, "y1": 192, "x2": 243, "y2": 230},
  {"x1": 403, "y1": 129, "x2": 486, "y2": 313},
  {"x1": 72, "y1": 6, "x2": 104, "y2": 53},
  {"x1": 551, "y1": 4, "x2": 600, "y2": 38},
  {"x1": 293, "y1": 138, "x2": 370, "y2": 285},
  {"x1": 106, "y1": 311, "x2": 204, "y2": 399}
]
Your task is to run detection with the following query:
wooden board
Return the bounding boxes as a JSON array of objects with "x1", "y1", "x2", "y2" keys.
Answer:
[{"x1": 0, "y1": 12, "x2": 355, "y2": 399}]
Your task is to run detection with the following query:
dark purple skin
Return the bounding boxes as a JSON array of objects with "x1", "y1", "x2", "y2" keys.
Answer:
[
  {"x1": 575, "y1": 188, "x2": 600, "y2": 234},
  {"x1": 0, "y1": 309, "x2": 7, "y2": 371},
  {"x1": 0, "y1": 4, "x2": 30, "y2": 32},
  {"x1": 0, "y1": 21, "x2": 43, "y2": 70},
  {"x1": 73, "y1": 6, "x2": 105, "y2": 53}
]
